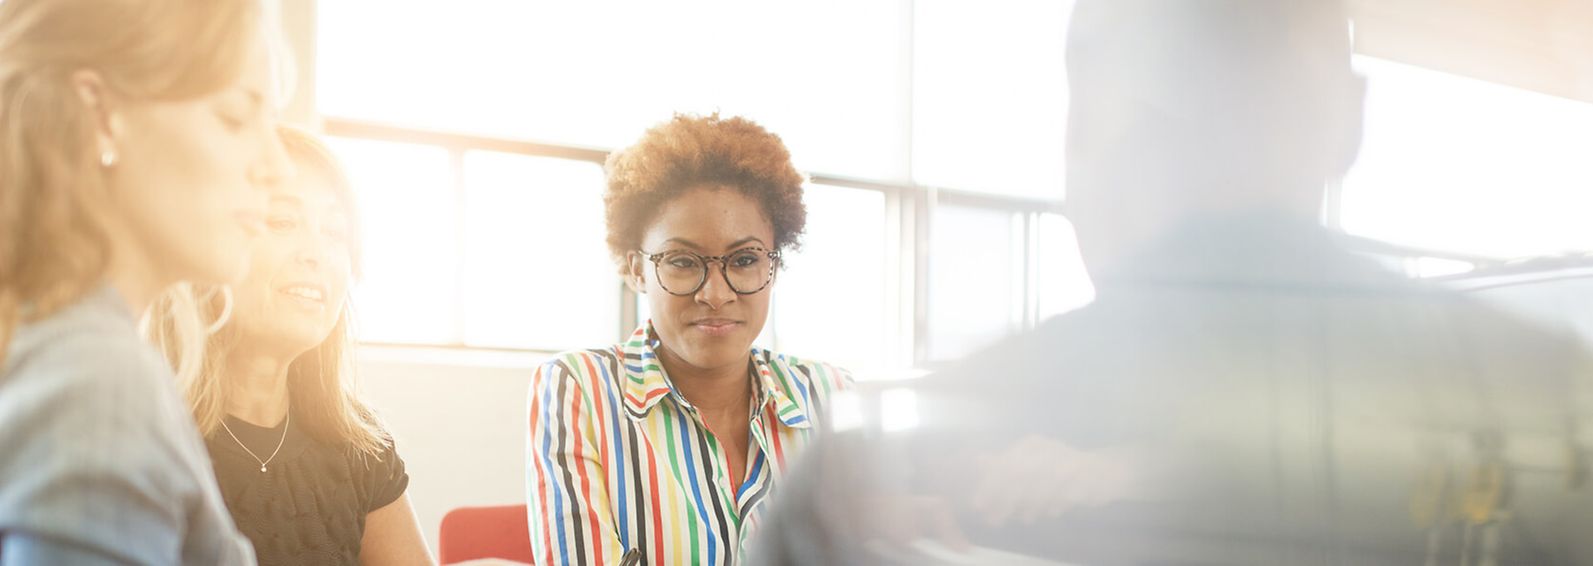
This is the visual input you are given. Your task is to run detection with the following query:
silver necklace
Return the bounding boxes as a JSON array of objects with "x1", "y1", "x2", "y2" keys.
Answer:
[{"x1": 219, "y1": 411, "x2": 290, "y2": 473}]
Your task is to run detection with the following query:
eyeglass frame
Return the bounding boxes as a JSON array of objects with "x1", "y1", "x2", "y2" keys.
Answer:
[{"x1": 634, "y1": 247, "x2": 782, "y2": 296}]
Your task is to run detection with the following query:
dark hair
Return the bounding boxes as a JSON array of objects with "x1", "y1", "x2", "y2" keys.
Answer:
[{"x1": 602, "y1": 113, "x2": 807, "y2": 271}]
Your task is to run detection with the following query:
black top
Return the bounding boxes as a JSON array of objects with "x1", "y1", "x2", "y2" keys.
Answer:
[{"x1": 206, "y1": 410, "x2": 408, "y2": 566}]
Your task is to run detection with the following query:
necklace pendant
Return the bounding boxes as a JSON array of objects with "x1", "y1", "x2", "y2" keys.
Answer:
[{"x1": 260, "y1": 465, "x2": 268, "y2": 473}]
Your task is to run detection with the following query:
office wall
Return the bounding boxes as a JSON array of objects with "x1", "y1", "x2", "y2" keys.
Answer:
[{"x1": 356, "y1": 348, "x2": 545, "y2": 552}]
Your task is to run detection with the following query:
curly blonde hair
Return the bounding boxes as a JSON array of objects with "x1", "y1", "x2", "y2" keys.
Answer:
[{"x1": 602, "y1": 113, "x2": 807, "y2": 271}]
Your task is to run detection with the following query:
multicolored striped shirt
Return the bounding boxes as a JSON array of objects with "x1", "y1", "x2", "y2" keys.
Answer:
[{"x1": 525, "y1": 322, "x2": 851, "y2": 566}]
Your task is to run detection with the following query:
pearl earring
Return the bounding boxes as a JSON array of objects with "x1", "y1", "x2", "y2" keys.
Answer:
[{"x1": 99, "y1": 150, "x2": 117, "y2": 168}]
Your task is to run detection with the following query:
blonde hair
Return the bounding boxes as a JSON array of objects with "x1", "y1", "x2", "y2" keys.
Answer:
[
  {"x1": 0, "y1": 0, "x2": 264, "y2": 368},
  {"x1": 152, "y1": 126, "x2": 389, "y2": 457}
]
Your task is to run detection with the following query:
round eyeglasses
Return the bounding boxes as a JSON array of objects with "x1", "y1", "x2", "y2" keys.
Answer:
[{"x1": 637, "y1": 247, "x2": 780, "y2": 296}]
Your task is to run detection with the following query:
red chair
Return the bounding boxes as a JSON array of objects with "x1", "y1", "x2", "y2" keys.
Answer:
[{"x1": 438, "y1": 504, "x2": 536, "y2": 565}]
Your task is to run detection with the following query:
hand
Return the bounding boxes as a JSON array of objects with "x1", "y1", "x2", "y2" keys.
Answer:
[
  {"x1": 869, "y1": 493, "x2": 970, "y2": 552},
  {"x1": 803, "y1": 434, "x2": 972, "y2": 558},
  {"x1": 971, "y1": 435, "x2": 1136, "y2": 527}
]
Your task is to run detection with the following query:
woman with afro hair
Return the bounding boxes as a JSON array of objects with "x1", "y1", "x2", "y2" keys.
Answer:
[{"x1": 524, "y1": 113, "x2": 851, "y2": 565}]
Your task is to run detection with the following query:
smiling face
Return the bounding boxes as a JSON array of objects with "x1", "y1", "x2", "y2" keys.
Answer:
[
  {"x1": 226, "y1": 164, "x2": 354, "y2": 358},
  {"x1": 629, "y1": 185, "x2": 777, "y2": 375}
]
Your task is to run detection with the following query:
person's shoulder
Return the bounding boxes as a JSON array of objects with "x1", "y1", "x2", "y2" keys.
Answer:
[
  {"x1": 925, "y1": 305, "x2": 1106, "y2": 379},
  {"x1": 0, "y1": 294, "x2": 225, "y2": 564},
  {"x1": 1320, "y1": 272, "x2": 1591, "y2": 367},
  {"x1": 1423, "y1": 287, "x2": 1593, "y2": 377},
  {"x1": 761, "y1": 350, "x2": 854, "y2": 401},
  {"x1": 527, "y1": 346, "x2": 628, "y2": 402},
  {"x1": 9, "y1": 290, "x2": 161, "y2": 376},
  {"x1": 537, "y1": 347, "x2": 626, "y2": 380},
  {"x1": 360, "y1": 426, "x2": 409, "y2": 503},
  {"x1": 4, "y1": 293, "x2": 178, "y2": 425}
]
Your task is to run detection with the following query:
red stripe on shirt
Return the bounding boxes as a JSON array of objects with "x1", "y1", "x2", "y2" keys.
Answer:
[{"x1": 568, "y1": 383, "x2": 605, "y2": 566}]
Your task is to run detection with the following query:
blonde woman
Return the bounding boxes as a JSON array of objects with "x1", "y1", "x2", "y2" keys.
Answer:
[
  {"x1": 0, "y1": 0, "x2": 291, "y2": 564},
  {"x1": 153, "y1": 127, "x2": 432, "y2": 566}
]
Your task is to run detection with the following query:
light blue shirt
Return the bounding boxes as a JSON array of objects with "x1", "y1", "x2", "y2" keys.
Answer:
[{"x1": 0, "y1": 286, "x2": 254, "y2": 565}]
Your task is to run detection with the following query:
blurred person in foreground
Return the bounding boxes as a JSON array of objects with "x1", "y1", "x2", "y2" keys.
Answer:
[
  {"x1": 0, "y1": 0, "x2": 290, "y2": 563},
  {"x1": 748, "y1": 1, "x2": 1593, "y2": 564}
]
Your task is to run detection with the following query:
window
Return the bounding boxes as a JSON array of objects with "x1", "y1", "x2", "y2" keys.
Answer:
[
  {"x1": 769, "y1": 185, "x2": 892, "y2": 376},
  {"x1": 1035, "y1": 213, "x2": 1094, "y2": 320},
  {"x1": 460, "y1": 152, "x2": 616, "y2": 350},
  {"x1": 316, "y1": 1, "x2": 1085, "y2": 372},
  {"x1": 327, "y1": 138, "x2": 456, "y2": 345},
  {"x1": 326, "y1": 135, "x2": 619, "y2": 349},
  {"x1": 927, "y1": 203, "x2": 1024, "y2": 361},
  {"x1": 911, "y1": 0, "x2": 1072, "y2": 200},
  {"x1": 1339, "y1": 56, "x2": 1593, "y2": 259},
  {"x1": 317, "y1": 1, "x2": 911, "y2": 182}
]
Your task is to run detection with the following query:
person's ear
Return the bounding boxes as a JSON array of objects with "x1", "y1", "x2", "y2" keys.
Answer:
[
  {"x1": 624, "y1": 252, "x2": 648, "y2": 294},
  {"x1": 71, "y1": 70, "x2": 123, "y2": 167}
]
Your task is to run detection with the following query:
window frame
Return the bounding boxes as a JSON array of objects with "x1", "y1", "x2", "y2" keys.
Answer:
[{"x1": 324, "y1": 118, "x2": 1066, "y2": 369}]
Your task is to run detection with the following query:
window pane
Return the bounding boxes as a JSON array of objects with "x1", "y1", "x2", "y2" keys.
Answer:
[
  {"x1": 326, "y1": 138, "x2": 457, "y2": 344},
  {"x1": 317, "y1": 1, "x2": 911, "y2": 182},
  {"x1": 911, "y1": 0, "x2": 1072, "y2": 199},
  {"x1": 770, "y1": 185, "x2": 890, "y2": 376},
  {"x1": 460, "y1": 152, "x2": 617, "y2": 350},
  {"x1": 927, "y1": 204, "x2": 1022, "y2": 361},
  {"x1": 1036, "y1": 213, "x2": 1094, "y2": 320},
  {"x1": 1340, "y1": 56, "x2": 1593, "y2": 258}
]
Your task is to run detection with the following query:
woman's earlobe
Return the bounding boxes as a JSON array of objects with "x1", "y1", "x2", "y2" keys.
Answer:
[
  {"x1": 623, "y1": 253, "x2": 650, "y2": 294},
  {"x1": 622, "y1": 267, "x2": 647, "y2": 294},
  {"x1": 70, "y1": 70, "x2": 120, "y2": 164}
]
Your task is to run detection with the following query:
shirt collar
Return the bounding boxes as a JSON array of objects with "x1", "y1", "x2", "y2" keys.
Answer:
[
  {"x1": 619, "y1": 320, "x2": 811, "y2": 429},
  {"x1": 751, "y1": 347, "x2": 812, "y2": 429},
  {"x1": 619, "y1": 322, "x2": 674, "y2": 418}
]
